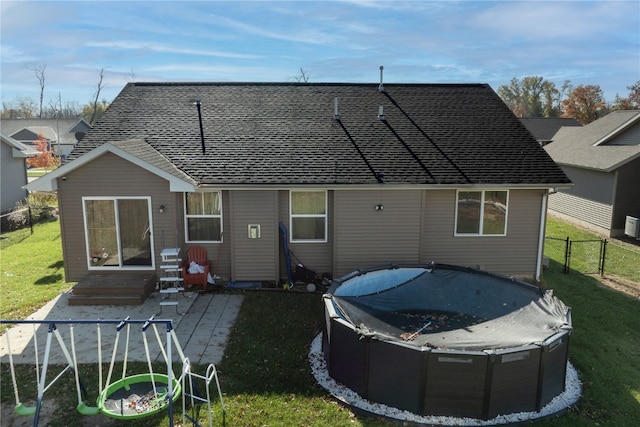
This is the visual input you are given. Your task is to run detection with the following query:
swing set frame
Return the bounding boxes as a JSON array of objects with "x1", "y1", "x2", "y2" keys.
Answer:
[{"x1": 1, "y1": 317, "x2": 225, "y2": 427}]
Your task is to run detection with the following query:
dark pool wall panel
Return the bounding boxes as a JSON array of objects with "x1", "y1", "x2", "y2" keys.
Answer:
[
  {"x1": 327, "y1": 319, "x2": 368, "y2": 396},
  {"x1": 322, "y1": 309, "x2": 572, "y2": 421},
  {"x1": 486, "y1": 346, "x2": 542, "y2": 418},
  {"x1": 538, "y1": 331, "x2": 571, "y2": 408},
  {"x1": 423, "y1": 351, "x2": 489, "y2": 419},
  {"x1": 367, "y1": 340, "x2": 426, "y2": 414}
]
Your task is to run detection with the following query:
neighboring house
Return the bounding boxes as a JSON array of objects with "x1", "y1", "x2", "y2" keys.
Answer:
[
  {"x1": 1, "y1": 118, "x2": 91, "y2": 159},
  {"x1": 544, "y1": 110, "x2": 640, "y2": 237},
  {"x1": 518, "y1": 117, "x2": 581, "y2": 146},
  {"x1": 28, "y1": 81, "x2": 570, "y2": 287},
  {"x1": 1, "y1": 132, "x2": 39, "y2": 213}
]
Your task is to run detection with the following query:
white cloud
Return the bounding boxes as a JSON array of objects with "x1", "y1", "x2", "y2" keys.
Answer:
[{"x1": 84, "y1": 40, "x2": 263, "y2": 60}]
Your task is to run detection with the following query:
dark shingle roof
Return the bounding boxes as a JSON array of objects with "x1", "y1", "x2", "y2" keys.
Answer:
[{"x1": 70, "y1": 82, "x2": 570, "y2": 186}]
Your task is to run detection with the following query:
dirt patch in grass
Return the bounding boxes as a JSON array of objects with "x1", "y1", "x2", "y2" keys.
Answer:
[
  {"x1": 1, "y1": 400, "x2": 57, "y2": 427},
  {"x1": 0, "y1": 400, "x2": 116, "y2": 427},
  {"x1": 594, "y1": 274, "x2": 640, "y2": 300}
]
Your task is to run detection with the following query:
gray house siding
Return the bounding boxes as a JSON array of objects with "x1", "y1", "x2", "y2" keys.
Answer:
[
  {"x1": 607, "y1": 124, "x2": 640, "y2": 145},
  {"x1": 560, "y1": 167, "x2": 615, "y2": 204},
  {"x1": 613, "y1": 158, "x2": 640, "y2": 234},
  {"x1": 548, "y1": 166, "x2": 618, "y2": 236},
  {"x1": 229, "y1": 190, "x2": 279, "y2": 281},
  {"x1": 333, "y1": 190, "x2": 423, "y2": 277},
  {"x1": 421, "y1": 189, "x2": 543, "y2": 278},
  {"x1": 1, "y1": 141, "x2": 29, "y2": 212},
  {"x1": 59, "y1": 153, "x2": 170, "y2": 281},
  {"x1": 548, "y1": 193, "x2": 613, "y2": 235}
]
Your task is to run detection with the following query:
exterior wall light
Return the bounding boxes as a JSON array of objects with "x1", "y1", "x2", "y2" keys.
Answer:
[
  {"x1": 374, "y1": 204, "x2": 384, "y2": 211},
  {"x1": 159, "y1": 205, "x2": 165, "y2": 214}
]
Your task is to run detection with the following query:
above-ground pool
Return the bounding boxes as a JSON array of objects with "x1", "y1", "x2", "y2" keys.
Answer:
[{"x1": 322, "y1": 263, "x2": 573, "y2": 420}]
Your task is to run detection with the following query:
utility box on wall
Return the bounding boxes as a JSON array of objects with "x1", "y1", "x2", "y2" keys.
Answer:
[
  {"x1": 625, "y1": 216, "x2": 639, "y2": 238},
  {"x1": 248, "y1": 224, "x2": 261, "y2": 239}
]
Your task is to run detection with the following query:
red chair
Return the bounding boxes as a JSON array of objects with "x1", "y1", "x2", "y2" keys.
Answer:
[{"x1": 181, "y1": 246, "x2": 212, "y2": 290}]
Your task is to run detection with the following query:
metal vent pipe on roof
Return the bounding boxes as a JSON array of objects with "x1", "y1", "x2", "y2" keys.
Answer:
[
  {"x1": 334, "y1": 97, "x2": 340, "y2": 120},
  {"x1": 378, "y1": 65, "x2": 385, "y2": 92},
  {"x1": 195, "y1": 97, "x2": 206, "y2": 154},
  {"x1": 378, "y1": 106, "x2": 385, "y2": 120}
]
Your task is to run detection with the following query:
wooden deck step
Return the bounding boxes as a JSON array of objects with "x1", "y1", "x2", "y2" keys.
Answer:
[
  {"x1": 68, "y1": 273, "x2": 156, "y2": 306},
  {"x1": 68, "y1": 294, "x2": 147, "y2": 306}
]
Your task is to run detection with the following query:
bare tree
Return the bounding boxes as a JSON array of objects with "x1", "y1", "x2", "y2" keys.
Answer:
[
  {"x1": 292, "y1": 68, "x2": 310, "y2": 83},
  {"x1": 28, "y1": 64, "x2": 46, "y2": 118},
  {"x1": 128, "y1": 68, "x2": 136, "y2": 83},
  {"x1": 90, "y1": 68, "x2": 106, "y2": 125},
  {"x1": 1, "y1": 96, "x2": 37, "y2": 119}
]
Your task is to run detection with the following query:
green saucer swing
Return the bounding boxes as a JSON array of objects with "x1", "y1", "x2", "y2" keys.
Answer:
[{"x1": 97, "y1": 373, "x2": 181, "y2": 420}]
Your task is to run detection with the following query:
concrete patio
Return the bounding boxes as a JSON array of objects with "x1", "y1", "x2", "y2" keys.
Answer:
[{"x1": 0, "y1": 289, "x2": 243, "y2": 367}]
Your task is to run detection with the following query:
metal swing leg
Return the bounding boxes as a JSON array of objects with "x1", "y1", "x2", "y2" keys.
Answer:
[{"x1": 4, "y1": 327, "x2": 37, "y2": 417}]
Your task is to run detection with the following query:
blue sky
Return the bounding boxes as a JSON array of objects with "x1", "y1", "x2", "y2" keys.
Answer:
[{"x1": 1, "y1": 0, "x2": 639, "y2": 108}]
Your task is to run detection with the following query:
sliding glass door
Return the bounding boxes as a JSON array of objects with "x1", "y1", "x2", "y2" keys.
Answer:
[{"x1": 83, "y1": 197, "x2": 154, "y2": 269}]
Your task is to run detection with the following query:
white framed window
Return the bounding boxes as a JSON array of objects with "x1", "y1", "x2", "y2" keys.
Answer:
[
  {"x1": 290, "y1": 190, "x2": 327, "y2": 242},
  {"x1": 455, "y1": 190, "x2": 508, "y2": 236},
  {"x1": 184, "y1": 191, "x2": 222, "y2": 242},
  {"x1": 83, "y1": 196, "x2": 154, "y2": 269}
]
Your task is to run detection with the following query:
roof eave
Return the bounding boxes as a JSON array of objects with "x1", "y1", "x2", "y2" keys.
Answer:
[
  {"x1": 555, "y1": 151, "x2": 640, "y2": 173},
  {"x1": 196, "y1": 182, "x2": 571, "y2": 191},
  {"x1": 593, "y1": 112, "x2": 640, "y2": 146},
  {"x1": 25, "y1": 142, "x2": 198, "y2": 193}
]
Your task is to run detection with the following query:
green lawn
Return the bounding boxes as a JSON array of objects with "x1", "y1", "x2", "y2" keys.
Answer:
[
  {"x1": 545, "y1": 216, "x2": 640, "y2": 282},
  {"x1": 1, "y1": 219, "x2": 639, "y2": 426},
  {"x1": 26, "y1": 168, "x2": 51, "y2": 177},
  {"x1": 0, "y1": 220, "x2": 72, "y2": 325}
]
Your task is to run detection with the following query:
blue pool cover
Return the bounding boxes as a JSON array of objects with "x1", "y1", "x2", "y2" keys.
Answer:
[{"x1": 327, "y1": 264, "x2": 572, "y2": 351}]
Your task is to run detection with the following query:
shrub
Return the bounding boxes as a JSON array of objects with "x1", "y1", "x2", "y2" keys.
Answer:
[{"x1": 1, "y1": 193, "x2": 58, "y2": 232}]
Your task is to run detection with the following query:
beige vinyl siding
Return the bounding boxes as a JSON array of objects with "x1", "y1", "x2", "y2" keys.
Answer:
[
  {"x1": 278, "y1": 190, "x2": 334, "y2": 278},
  {"x1": 334, "y1": 190, "x2": 422, "y2": 277},
  {"x1": 229, "y1": 190, "x2": 278, "y2": 281},
  {"x1": 59, "y1": 152, "x2": 173, "y2": 281},
  {"x1": 421, "y1": 189, "x2": 543, "y2": 277}
]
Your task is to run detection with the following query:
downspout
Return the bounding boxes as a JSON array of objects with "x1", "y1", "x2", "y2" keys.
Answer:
[{"x1": 536, "y1": 190, "x2": 549, "y2": 282}]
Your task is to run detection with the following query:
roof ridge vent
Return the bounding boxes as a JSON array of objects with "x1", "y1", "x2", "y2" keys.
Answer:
[{"x1": 378, "y1": 65, "x2": 385, "y2": 92}]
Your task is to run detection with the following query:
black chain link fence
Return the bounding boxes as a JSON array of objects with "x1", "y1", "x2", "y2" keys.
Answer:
[{"x1": 545, "y1": 236, "x2": 640, "y2": 281}]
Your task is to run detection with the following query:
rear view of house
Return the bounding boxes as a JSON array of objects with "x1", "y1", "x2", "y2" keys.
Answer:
[
  {"x1": 28, "y1": 80, "x2": 570, "y2": 291},
  {"x1": 1, "y1": 132, "x2": 39, "y2": 214},
  {"x1": 545, "y1": 110, "x2": 640, "y2": 238}
]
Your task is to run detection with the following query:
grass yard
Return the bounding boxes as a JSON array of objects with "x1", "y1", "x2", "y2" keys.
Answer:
[
  {"x1": 0, "y1": 220, "x2": 72, "y2": 326},
  {"x1": 26, "y1": 168, "x2": 51, "y2": 178},
  {"x1": 1, "y1": 218, "x2": 639, "y2": 426}
]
